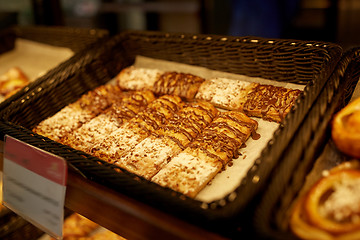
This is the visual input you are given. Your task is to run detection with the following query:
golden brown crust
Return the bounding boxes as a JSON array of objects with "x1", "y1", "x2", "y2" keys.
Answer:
[
  {"x1": 92, "y1": 95, "x2": 184, "y2": 164},
  {"x1": 56, "y1": 213, "x2": 99, "y2": 240},
  {"x1": 152, "y1": 111, "x2": 258, "y2": 197},
  {"x1": 153, "y1": 72, "x2": 205, "y2": 100},
  {"x1": 332, "y1": 97, "x2": 360, "y2": 158},
  {"x1": 118, "y1": 101, "x2": 218, "y2": 179},
  {"x1": 80, "y1": 230, "x2": 126, "y2": 240},
  {"x1": 0, "y1": 67, "x2": 29, "y2": 99},
  {"x1": 61, "y1": 91, "x2": 155, "y2": 153},
  {"x1": 290, "y1": 160, "x2": 360, "y2": 239},
  {"x1": 188, "y1": 111, "x2": 258, "y2": 164},
  {"x1": 74, "y1": 84, "x2": 123, "y2": 114},
  {"x1": 33, "y1": 85, "x2": 123, "y2": 142},
  {"x1": 243, "y1": 84, "x2": 302, "y2": 122}
]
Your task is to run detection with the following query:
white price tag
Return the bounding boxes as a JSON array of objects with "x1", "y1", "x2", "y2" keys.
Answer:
[{"x1": 2, "y1": 135, "x2": 67, "y2": 239}]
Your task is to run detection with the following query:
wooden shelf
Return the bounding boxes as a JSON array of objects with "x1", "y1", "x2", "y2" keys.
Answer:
[{"x1": 65, "y1": 169, "x2": 228, "y2": 240}]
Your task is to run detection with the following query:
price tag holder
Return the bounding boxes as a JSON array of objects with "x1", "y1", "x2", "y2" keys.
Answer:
[{"x1": 2, "y1": 135, "x2": 67, "y2": 239}]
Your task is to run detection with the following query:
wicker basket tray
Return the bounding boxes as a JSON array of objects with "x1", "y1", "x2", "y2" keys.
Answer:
[
  {"x1": 0, "y1": 30, "x2": 342, "y2": 235},
  {"x1": 253, "y1": 47, "x2": 360, "y2": 239}
]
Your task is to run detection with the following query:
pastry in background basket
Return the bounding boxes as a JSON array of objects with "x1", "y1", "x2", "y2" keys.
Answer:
[
  {"x1": 50, "y1": 213, "x2": 126, "y2": 240},
  {"x1": 332, "y1": 97, "x2": 360, "y2": 158},
  {"x1": 0, "y1": 67, "x2": 29, "y2": 101},
  {"x1": 290, "y1": 160, "x2": 360, "y2": 240},
  {"x1": 52, "y1": 213, "x2": 99, "y2": 240}
]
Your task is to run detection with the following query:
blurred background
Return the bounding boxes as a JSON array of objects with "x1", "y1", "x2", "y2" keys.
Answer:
[{"x1": 0, "y1": 0, "x2": 359, "y2": 50}]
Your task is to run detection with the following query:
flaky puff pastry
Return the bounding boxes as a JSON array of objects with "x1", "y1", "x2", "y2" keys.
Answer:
[
  {"x1": 332, "y1": 97, "x2": 360, "y2": 159},
  {"x1": 290, "y1": 160, "x2": 360, "y2": 240}
]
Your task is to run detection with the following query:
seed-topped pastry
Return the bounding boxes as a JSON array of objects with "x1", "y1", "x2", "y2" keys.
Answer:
[
  {"x1": 152, "y1": 111, "x2": 258, "y2": 197},
  {"x1": 33, "y1": 84, "x2": 122, "y2": 142},
  {"x1": 61, "y1": 90, "x2": 156, "y2": 154},
  {"x1": 117, "y1": 101, "x2": 218, "y2": 179}
]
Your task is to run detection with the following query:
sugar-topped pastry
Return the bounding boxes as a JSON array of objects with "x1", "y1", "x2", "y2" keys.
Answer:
[
  {"x1": 92, "y1": 95, "x2": 183, "y2": 164},
  {"x1": 195, "y1": 77, "x2": 257, "y2": 110},
  {"x1": 117, "y1": 101, "x2": 218, "y2": 179},
  {"x1": 62, "y1": 90, "x2": 155, "y2": 154},
  {"x1": 116, "y1": 66, "x2": 163, "y2": 91},
  {"x1": 33, "y1": 84, "x2": 122, "y2": 142},
  {"x1": 152, "y1": 111, "x2": 258, "y2": 197}
]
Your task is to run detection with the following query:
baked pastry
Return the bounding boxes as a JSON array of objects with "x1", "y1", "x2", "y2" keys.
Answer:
[
  {"x1": 290, "y1": 160, "x2": 360, "y2": 239},
  {"x1": 242, "y1": 84, "x2": 302, "y2": 122},
  {"x1": 332, "y1": 97, "x2": 360, "y2": 158},
  {"x1": 61, "y1": 90, "x2": 155, "y2": 154},
  {"x1": 196, "y1": 78, "x2": 301, "y2": 122},
  {"x1": 82, "y1": 230, "x2": 126, "y2": 240},
  {"x1": 92, "y1": 95, "x2": 183, "y2": 164},
  {"x1": 0, "y1": 67, "x2": 29, "y2": 101},
  {"x1": 117, "y1": 101, "x2": 218, "y2": 179},
  {"x1": 116, "y1": 66, "x2": 163, "y2": 91},
  {"x1": 33, "y1": 84, "x2": 122, "y2": 142},
  {"x1": 152, "y1": 111, "x2": 258, "y2": 197},
  {"x1": 152, "y1": 71, "x2": 205, "y2": 100},
  {"x1": 55, "y1": 213, "x2": 99, "y2": 240},
  {"x1": 195, "y1": 77, "x2": 257, "y2": 110}
]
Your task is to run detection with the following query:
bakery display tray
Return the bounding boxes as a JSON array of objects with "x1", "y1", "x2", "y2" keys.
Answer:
[
  {"x1": 0, "y1": 25, "x2": 109, "y2": 110},
  {"x1": 0, "y1": 30, "x2": 342, "y2": 236},
  {"x1": 254, "y1": 47, "x2": 360, "y2": 239}
]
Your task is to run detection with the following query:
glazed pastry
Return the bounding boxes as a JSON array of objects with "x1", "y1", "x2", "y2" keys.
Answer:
[
  {"x1": 92, "y1": 95, "x2": 183, "y2": 164},
  {"x1": 33, "y1": 84, "x2": 122, "y2": 142},
  {"x1": 196, "y1": 78, "x2": 301, "y2": 122},
  {"x1": 290, "y1": 160, "x2": 360, "y2": 240},
  {"x1": 242, "y1": 84, "x2": 302, "y2": 122},
  {"x1": 152, "y1": 111, "x2": 258, "y2": 197},
  {"x1": 117, "y1": 101, "x2": 218, "y2": 179},
  {"x1": 62, "y1": 91, "x2": 155, "y2": 154},
  {"x1": 153, "y1": 71, "x2": 205, "y2": 100},
  {"x1": 332, "y1": 97, "x2": 360, "y2": 158}
]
